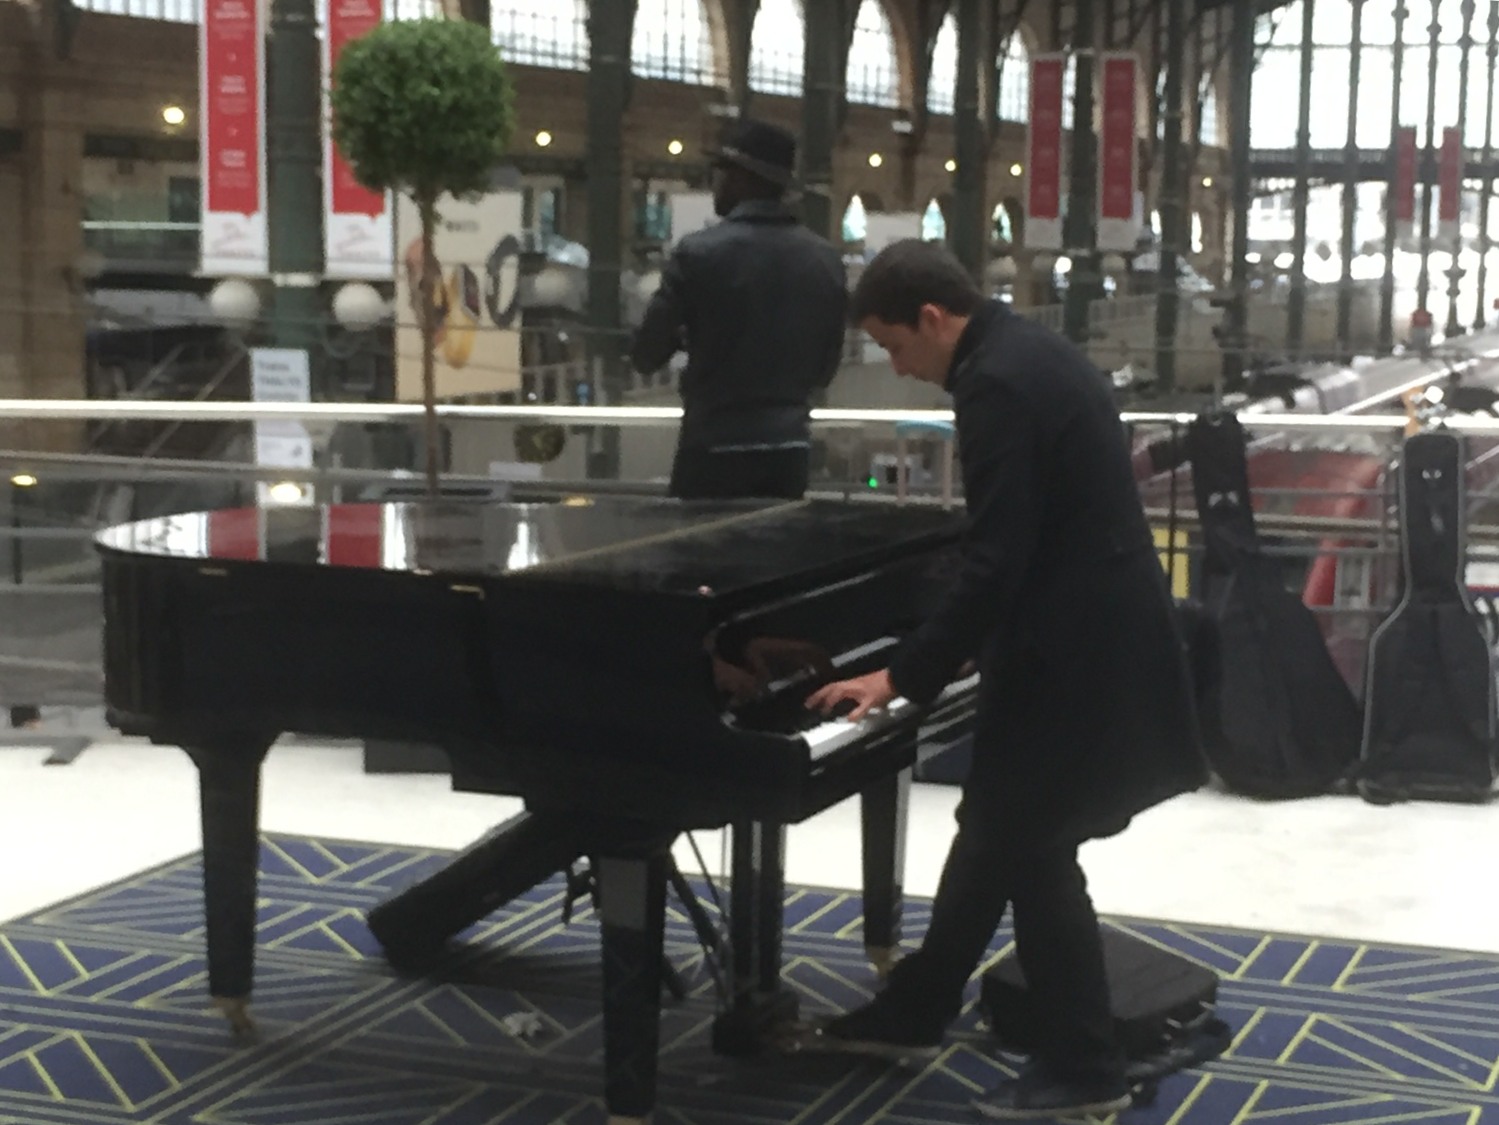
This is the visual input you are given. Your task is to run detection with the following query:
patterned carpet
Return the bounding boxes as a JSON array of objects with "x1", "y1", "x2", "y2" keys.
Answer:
[{"x1": 2, "y1": 835, "x2": 1499, "y2": 1124}]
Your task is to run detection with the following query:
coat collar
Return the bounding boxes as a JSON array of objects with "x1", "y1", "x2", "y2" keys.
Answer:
[
  {"x1": 726, "y1": 199, "x2": 797, "y2": 224},
  {"x1": 945, "y1": 298, "x2": 1005, "y2": 392}
]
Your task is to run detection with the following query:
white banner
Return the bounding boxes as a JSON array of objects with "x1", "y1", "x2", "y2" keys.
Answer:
[
  {"x1": 250, "y1": 348, "x2": 313, "y2": 506},
  {"x1": 394, "y1": 191, "x2": 524, "y2": 400},
  {"x1": 200, "y1": 0, "x2": 267, "y2": 275}
]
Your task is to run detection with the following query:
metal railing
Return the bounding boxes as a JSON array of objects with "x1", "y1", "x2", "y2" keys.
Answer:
[{"x1": 1, "y1": 404, "x2": 1497, "y2": 742}]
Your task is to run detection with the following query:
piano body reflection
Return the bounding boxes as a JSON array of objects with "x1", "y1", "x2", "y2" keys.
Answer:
[{"x1": 96, "y1": 496, "x2": 976, "y2": 1124}]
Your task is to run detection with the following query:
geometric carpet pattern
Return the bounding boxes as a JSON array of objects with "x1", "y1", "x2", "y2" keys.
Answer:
[{"x1": 3, "y1": 836, "x2": 1499, "y2": 1123}]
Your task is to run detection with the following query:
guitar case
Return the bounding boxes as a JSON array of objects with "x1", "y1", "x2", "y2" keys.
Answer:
[
  {"x1": 1359, "y1": 430, "x2": 1497, "y2": 803},
  {"x1": 1185, "y1": 413, "x2": 1363, "y2": 798}
]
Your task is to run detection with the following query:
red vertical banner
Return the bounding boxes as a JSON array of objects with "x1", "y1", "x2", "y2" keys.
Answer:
[
  {"x1": 325, "y1": 0, "x2": 394, "y2": 279},
  {"x1": 1393, "y1": 126, "x2": 1417, "y2": 238},
  {"x1": 1096, "y1": 53, "x2": 1138, "y2": 252},
  {"x1": 200, "y1": 0, "x2": 267, "y2": 275},
  {"x1": 1026, "y1": 55, "x2": 1066, "y2": 251},
  {"x1": 1438, "y1": 125, "x2": 1464, "y2": 235}
]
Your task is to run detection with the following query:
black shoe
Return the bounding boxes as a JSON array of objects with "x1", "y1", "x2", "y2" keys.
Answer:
[
  {"x1": 808, "y1": 995, "x2": 945, "y2": 1063},
  {"x1": 972, "y1": 1064, "x2": 1130, "y2": 1120}
]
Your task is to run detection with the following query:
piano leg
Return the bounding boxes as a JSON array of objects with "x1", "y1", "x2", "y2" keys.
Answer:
[
  {"x1": 860, "y1": 761, "x2": 912, "y2": 979},
  {"x1": 182, "y1": 736, "x2": 276, "y2": 1037},
  {"x1": 365, "y1": 810, "x2": 586, "y2": 969},
  {"x1": 596, "y1": 849, "x2": 670, "y2": 1125},
  {"x1": 712, "y1": 820, "x2": 797, "y2": 1056}
]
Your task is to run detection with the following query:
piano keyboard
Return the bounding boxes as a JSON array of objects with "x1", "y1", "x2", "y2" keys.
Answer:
[{"x1": 802, "y1": 673, "x2": 980, "y2": 761}]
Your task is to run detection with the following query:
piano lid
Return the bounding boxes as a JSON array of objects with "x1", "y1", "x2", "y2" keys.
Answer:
[{"x1": 94, "y1": 497, "x2": 962, "y2": 598}]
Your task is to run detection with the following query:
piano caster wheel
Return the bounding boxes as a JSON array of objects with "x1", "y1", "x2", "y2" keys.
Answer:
[
  {"x1": 212, "y1": 996, "x2": 258, "y2": 1039},
  {"x1": 866, "y1": 945, "x2": 901, "y2": 981}
]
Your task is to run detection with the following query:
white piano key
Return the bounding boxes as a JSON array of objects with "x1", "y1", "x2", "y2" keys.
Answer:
[{"x1": 803, "y1": 673, "x2": 980, "y2": 761}]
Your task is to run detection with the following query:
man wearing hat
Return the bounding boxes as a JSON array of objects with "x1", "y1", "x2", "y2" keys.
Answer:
[{"x1": 631, "y1": 119, "x2": 847, "y2": 500}]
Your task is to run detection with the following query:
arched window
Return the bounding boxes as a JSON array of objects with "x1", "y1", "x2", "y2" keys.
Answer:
[
  {"x1": 847, "y1": 0, "x2": 900, "y2": 108},
  {"x1": 921, "y1": 198, "x2": 947, "y2": 240},
  {"x1": 926, "y1": 14, "x2": 958, "y2": 115},
  {"x1": 633, "y1": 0, "x2": 721, "y2": 86},
  {"x1": 493, "y1": 0, "x2": 588, "y2": 69},
  {"x1": 749, "y1": 0, "x2": 805, "y2": 96},
  {"x1": 992, "y1": 200, "x2": 1013, "y2": 243},
  {"x1": 843, "y1": 194, "x2": 869, "y2": 243},
  {"x1": 996, "y1": 33, "x2": 1029, "y2": 122}
]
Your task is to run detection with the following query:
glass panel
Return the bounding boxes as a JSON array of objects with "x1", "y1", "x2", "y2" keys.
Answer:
[
  {"x1": 493, "y1": 0, "x2": 589, "y2": 70},
  {"x1": 847, "y1": 0, "x2": 900, "y2": 108},
  {"x1": 749, "y1": 0, "x2": 805, "y2": 96}
]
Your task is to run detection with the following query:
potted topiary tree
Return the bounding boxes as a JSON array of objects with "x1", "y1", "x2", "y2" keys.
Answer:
[{"x1": 330, "y1": 17, "x2": 515, "y2": 495}]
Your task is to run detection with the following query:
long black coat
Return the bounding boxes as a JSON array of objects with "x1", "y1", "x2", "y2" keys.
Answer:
[
  {"x1": 629, "y1": 200, "x2": 847, "y2": 453},
  {"x1": 889, "y1": 301, "x2": 1205, "y2": 844}
]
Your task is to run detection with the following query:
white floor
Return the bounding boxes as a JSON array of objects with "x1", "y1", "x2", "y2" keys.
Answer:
[{"x1": 3, "y1": 736, "x2": 1498, "y2": 955}]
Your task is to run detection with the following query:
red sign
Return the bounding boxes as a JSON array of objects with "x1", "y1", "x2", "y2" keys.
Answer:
[
  {"x1": 202, "y1": 0, "x2": 260, "y2": 216},
  {"x1": 1097, "y1": 53, "x2": 1137, "y2": 250},
  {"x1": 323, "y1": 504, "x2": 385, "y2": 569},
  {"x1": 327, "y1": 0, "x2": 384, "y2": 217},
  {"x1": 1026, "y1": 55, "x2": 1066, "y2": 250},
  {"x1": 1393, "y1": 126, "x2": 1417, "y2": 226},
  {"x1": 1439, "y1": 126, "x2": 1464, "y2": 225}
]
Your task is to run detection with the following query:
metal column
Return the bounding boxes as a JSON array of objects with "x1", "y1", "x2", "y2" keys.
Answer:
[
  {"x1": 1475, "y1": 1, "x2": 1497, "y2": 329},
  {"x1": 1286, "y1": 0, "x2": 1316, "y2": 357},
  {"x1": 800, "y1": 0, "x2": 844, "y2": 240},
  {"x1": 1337, "y1": 0, "x2": 1365, "y2": 352},
  {"x1": 266, "y1": 0, "x2": 324, "y2": 367},
  {"x1": 1378, "y1": 2, "x2": 1409, "y2": 351},
  {"x1": 1445, "y1": 0, "x2": 1476, "y2": 336},
  {"x1": 1222, "y1": 0, "x2": 1256, "y2": 385},
  {"x1": 584, "y1": 1, "x2": 636, "y2": 480},
  {"x1": 1063, "y1": 0, "x2": 1100, "y2": 348},
  {"x1": 1416, "y1": 0, "x2": 1443, "y2": 315},
  {"x1": 1152, "y1": 0, "x2": 1186, "y2": 389},
  {"x1": 950, "y1": 0, "x2": 989, "y2": 279}
]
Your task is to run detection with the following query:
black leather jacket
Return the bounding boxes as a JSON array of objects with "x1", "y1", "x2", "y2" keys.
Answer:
[{"x1": 629, "y1": 200, "x2": 847, "y2": 452}]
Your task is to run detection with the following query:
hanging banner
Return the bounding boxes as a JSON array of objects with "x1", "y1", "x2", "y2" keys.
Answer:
[
  {"x1": 1026, "y1": 54, "x2": 1066, "y2": 251},
  {"x1": 394, "y1": 191, "x2": 524, "y2": 400},
  {"x1": 1438, "y1": 125, "x2": 1464, "y2": 238},
  {"x1": 1393, "y1": 126, "x2": 1417, "y2": 239},
  {"x1": 1097, "y1": 53, "x2": 1138, "y2": 252},
  {"x1": 200, "y1": 0, "x2": 267, "y2": 276},
  {"x1": 325, "y1": 0, "x2": 393, "y2": 279}
]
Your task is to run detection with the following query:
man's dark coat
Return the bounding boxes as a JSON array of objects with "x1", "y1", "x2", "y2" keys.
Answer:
[{"x1": 889, "y1": 301, "x2": 1206, "y2": 843}]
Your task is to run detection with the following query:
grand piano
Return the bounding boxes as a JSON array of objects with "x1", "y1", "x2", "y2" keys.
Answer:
[{"x1": 96, "y1": 495, "x2": 978, "y2": 1123}]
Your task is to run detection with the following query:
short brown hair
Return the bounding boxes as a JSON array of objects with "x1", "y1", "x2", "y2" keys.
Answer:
[{"x1": 849, "y1": 239, "x2": 984, "y2": 328}]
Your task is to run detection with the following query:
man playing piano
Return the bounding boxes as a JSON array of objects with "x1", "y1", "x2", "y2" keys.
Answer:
[
  {"x1": 629, "y1": 119, "x2": 847, "y2": 501},
  {"x1": 806, "y1": 240, "x2": 1205, "y2": 1119}
]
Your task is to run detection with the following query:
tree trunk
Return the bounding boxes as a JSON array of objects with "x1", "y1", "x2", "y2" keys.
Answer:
[{"x1": 418, "y1": 196, "x2": 440, "y2": 497}]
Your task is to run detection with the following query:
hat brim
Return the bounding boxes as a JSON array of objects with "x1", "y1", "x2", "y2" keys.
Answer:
[{"x1": 711, "y1": 145, "x2": 797, "y2": 189}]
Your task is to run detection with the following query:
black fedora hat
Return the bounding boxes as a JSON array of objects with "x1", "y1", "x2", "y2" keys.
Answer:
[{"x1": 712, "y1": 119, "x2": 798, "y2": 189}]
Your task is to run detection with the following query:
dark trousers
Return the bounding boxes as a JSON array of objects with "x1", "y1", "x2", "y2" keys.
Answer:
[
  {"x1": 668, "y1": 445, "x2": 810, "y2": 500},
  {"x1": 894, "y1": 798, "x2": 1124, "y2": 1083}
]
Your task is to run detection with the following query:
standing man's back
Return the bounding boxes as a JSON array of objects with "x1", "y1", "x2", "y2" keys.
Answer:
[{"x1": 630, "y1": 120, "x2": 847, "y2": 500}]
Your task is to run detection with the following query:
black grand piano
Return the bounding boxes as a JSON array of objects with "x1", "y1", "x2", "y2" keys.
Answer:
[{"x1": 96, "y1": 495, "x2": 977, "y2": 1123}]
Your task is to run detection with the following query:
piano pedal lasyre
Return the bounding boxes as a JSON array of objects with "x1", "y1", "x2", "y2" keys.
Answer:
[{"x1": 95, "y1": 496, "x2": 968, "y2": 1123}]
